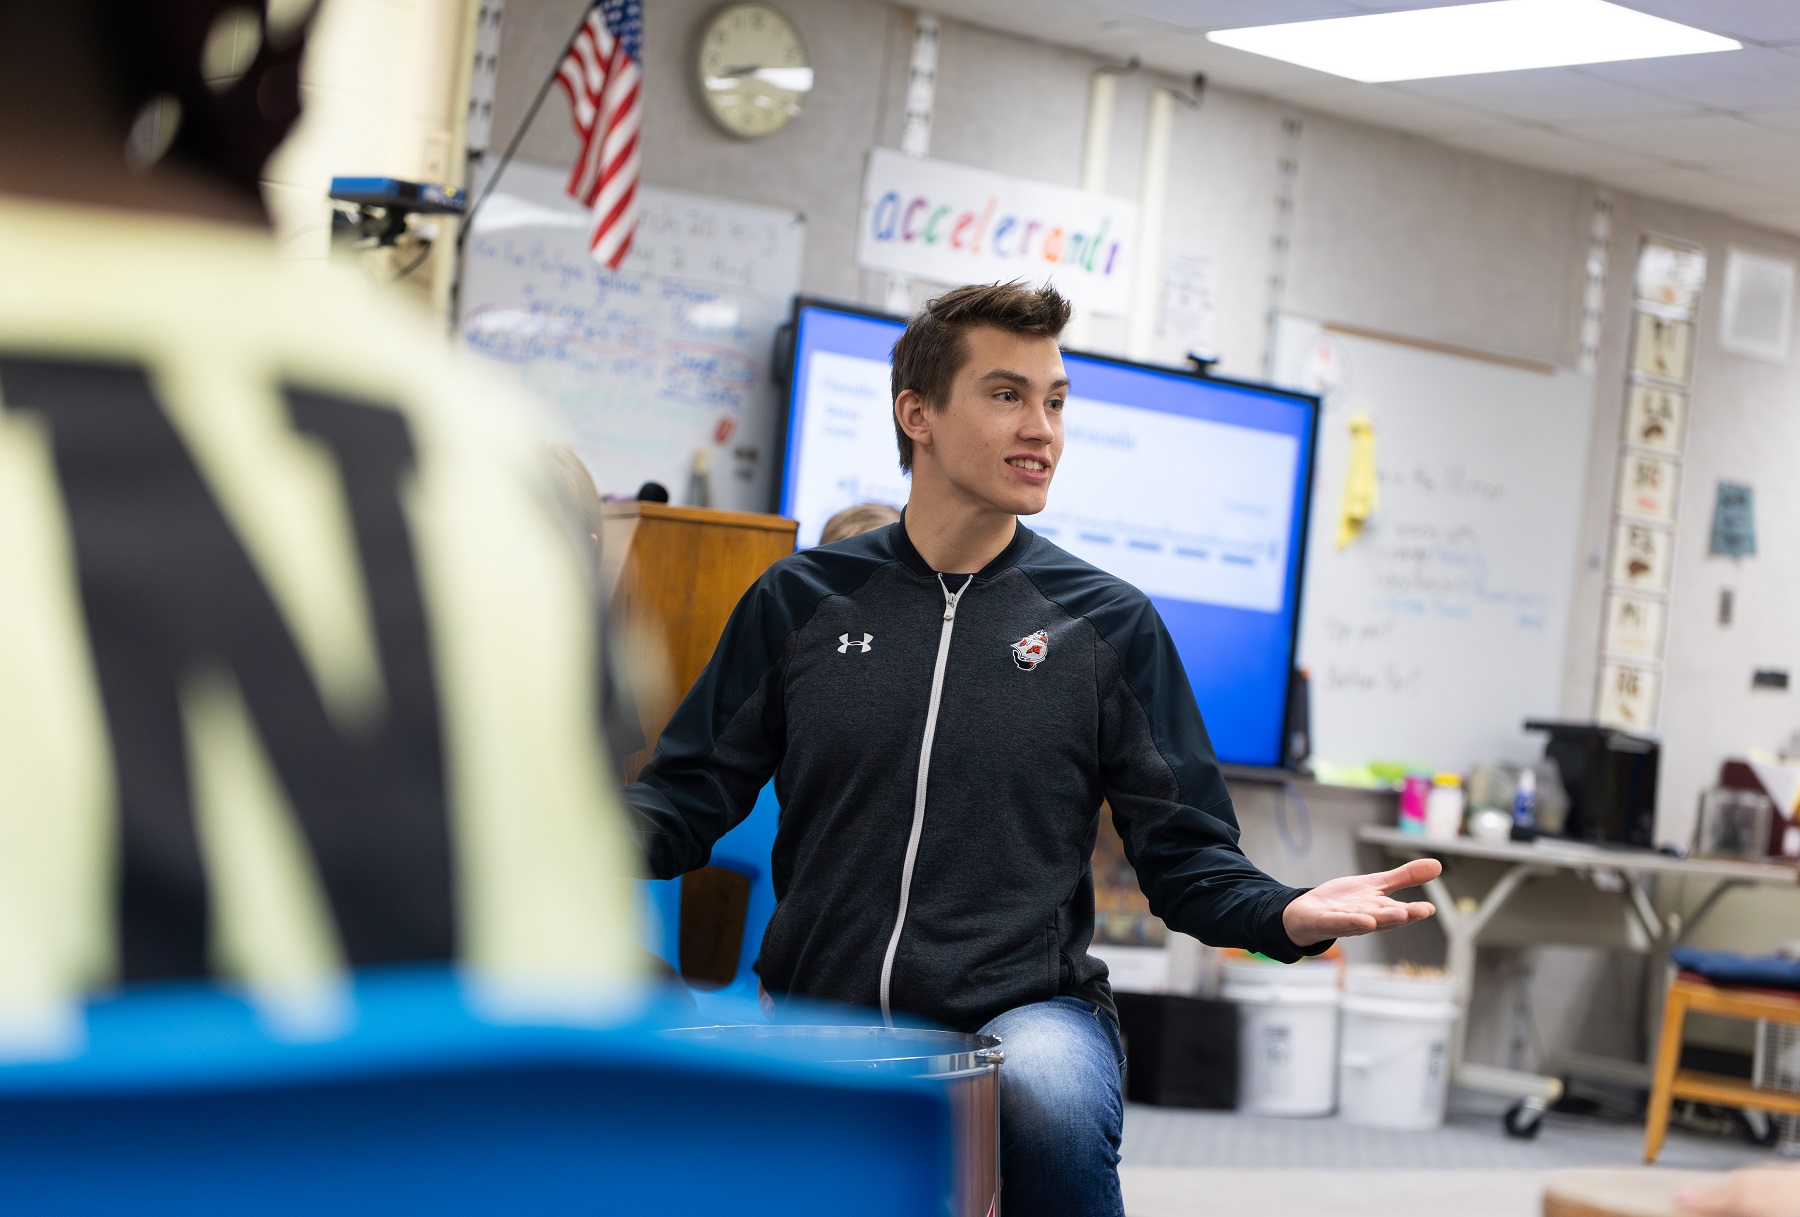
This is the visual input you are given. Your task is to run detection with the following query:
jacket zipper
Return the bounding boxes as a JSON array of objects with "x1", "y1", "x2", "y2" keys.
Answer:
[{"x1": 878, "y1": 573, "x2": 964, "y2": 1026}]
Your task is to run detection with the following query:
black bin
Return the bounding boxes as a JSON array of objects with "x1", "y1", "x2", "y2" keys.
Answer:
[{"x1": 1114, "y1": 992, "x2": 1239, "y2": 1109}]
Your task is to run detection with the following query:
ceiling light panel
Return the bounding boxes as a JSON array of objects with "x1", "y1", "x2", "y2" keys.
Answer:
[{"x1": 1207, "y1": 0, "x2": 1740, "y2": 83}]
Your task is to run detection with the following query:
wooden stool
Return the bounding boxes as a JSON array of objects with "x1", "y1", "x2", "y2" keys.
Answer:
[
  {"x1": 1544, "y1": 1168, "x2": 1725, "y2": 1217},
  {"x1": 1644, "y1": 972, "x2": 1800, "y2": 1162}
]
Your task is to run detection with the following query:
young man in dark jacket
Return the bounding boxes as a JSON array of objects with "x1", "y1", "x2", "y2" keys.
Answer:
[{"x1": 624, "y1": 282, "x2": 1439, "y2": 1216}]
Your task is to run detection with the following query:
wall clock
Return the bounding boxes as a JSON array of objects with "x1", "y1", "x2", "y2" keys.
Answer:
[{"x1": 693, "y1": 3, "x2": 812, "y2": 139}]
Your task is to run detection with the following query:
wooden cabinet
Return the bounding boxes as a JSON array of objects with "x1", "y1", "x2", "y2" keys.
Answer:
[{"x1": 600, "y1": 502, "x2": 797, "y2": 782}]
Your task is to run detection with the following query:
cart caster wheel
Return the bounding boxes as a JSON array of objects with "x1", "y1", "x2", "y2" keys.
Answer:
[
  {"x1": 1504, "y1": 1099, "x2": 1547, "y2": 1140},
  {"x1": 1736, "y1": 1108, "x2": 1779, "y2": 1147}
]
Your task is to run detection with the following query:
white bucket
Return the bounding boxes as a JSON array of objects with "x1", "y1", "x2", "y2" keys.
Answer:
[
  {"x1": 1336, "y1": 965, "x2": 1459, "y2": 1131},
  {"x1": 1221, "y1": 957, "x2": 1341, "y2": 1117}
]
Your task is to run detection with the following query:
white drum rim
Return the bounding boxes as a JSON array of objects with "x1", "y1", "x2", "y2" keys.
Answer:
[
  {"x1": 1223, "y1": 985, "x2": 1343, "y2": 1007},
  {"x1": 1222, "y1": 960, "x2": 1339, "y2": 983},
  {"x1": 1341, "y1": 995, "x2": 1459, "y2": 1021},
  {"x1": 1343, "y1": 965, "x2": 1455, "y2": 1001}
]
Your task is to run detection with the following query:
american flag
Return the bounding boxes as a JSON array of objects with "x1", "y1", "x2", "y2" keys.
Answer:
[{"x1": 555, "y1": 0, "x2": 642, "y2": 269}]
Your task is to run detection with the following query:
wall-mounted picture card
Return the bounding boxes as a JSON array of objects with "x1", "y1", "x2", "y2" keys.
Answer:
[
  {"x1": 1617, "y1": 450, "x2": 1679, "y2": 522},
  {"x1": 1719, "y1": 247, "x2": 1793, "y2": 365},
  {"x1": 1623, "y1": 383, "x2": 1687, "y2": 454},
  {"x1": 1610, "y1": 521, "x2": 1674, "y2": 593},
  {"x1": 1598, "y1": 660, "x2": 1660, "y2": 733},
  {"x1": 1634, "y1": 238, "x2": 1706, "y2": 318},
  {"x1": 1602, "y1": 592, "x2": 1666, "y2": 662},
  {"x1": 1631, "y1": 312, "x2": 1695, "y2": 383},
  {"x1": 1709, "y1": 481, "x2": 1756, "y2": 558}
]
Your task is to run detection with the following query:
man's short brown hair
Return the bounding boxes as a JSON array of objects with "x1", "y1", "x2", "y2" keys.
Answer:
[{"x1": 890, "y1": 281, "x2": 1071, "y2": 473}]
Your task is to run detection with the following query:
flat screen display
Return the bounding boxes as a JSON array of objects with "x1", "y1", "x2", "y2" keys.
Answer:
[{"x1": 779, "y1": 301, "x2": 1318, "y2": 769}]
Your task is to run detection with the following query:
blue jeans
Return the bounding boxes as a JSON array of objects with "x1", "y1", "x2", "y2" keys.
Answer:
[{"x1": 978, "y1": 996, "x2": 1125, "y2": 1217}]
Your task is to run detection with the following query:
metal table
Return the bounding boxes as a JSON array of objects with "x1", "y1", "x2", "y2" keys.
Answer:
[{"x1": 1358, "y1": 825, "x2": 1798, "y2": 1134}]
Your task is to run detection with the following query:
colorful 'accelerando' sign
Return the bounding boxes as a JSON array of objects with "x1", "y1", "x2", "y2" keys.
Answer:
[{"x1": 856, "y1": 148, "x2": 1139, "y2": 316}]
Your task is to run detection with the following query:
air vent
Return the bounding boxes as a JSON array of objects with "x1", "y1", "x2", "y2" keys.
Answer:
[{"x1": 1720, "y1": 248, "x2": 1795, "y2": 365}]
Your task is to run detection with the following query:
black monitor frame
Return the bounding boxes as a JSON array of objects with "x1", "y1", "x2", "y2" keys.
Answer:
[{"x1": 772, "y1": 295, "x2": 1322, "y2": 771}]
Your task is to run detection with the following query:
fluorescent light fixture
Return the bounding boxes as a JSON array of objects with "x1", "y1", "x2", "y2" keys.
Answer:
[{"x1": 1207, "y1": 0, "x2": 1740, "y2": 83}]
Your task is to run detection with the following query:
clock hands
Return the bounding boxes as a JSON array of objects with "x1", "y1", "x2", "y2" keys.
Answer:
[{"x1": 704, "y1": 66, "x2": 814, "y2": 94}]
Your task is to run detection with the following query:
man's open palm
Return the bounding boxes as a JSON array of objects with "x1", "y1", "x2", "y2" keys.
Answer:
[{"x1": 1281, "y1": 858, "x2": 1441, "y2": 948}]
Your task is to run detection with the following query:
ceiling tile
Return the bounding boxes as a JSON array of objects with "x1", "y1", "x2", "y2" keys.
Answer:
[
  {"x1": 1730, "y1": 205, "x2": 1800, "y2": 238},
  {"x1": 1091, "y1": 0, "x2": 1358, "y2": 32},
  {"x1": 1598, "y1": 163, "x2": 1789, "y2": 214},
  {"x1": 1708, "y1": 157, "x2": 1800, "y2": 199},
  {"x1": 1572, "y1": 112, "x2": 1789, "y2": 163},
  {"x1": 1577, "y1": 46, "x2": 1800, "y2": 110},
  {"x1": 1742, "y1": 107, "x2": 1800, "y2": 133},
  {"x1": 1608, "y1": 1, "x2": 1800, "y2": 47},
  {"x1": 1392, "y1": 67, "x2": 1700, "y2": 126},
  {"x1": 1435, "y1": 123, "x2": 1667, "y2": 177},
  {"x1": 1298, "y1": 84, "x2": 1510, "y2": 136},
  {"x1": 1338, "y1": 0, "x2": 1493, "y2": 9}
]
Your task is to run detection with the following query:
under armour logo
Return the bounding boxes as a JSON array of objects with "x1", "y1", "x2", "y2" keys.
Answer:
[{"x1": 838, "y1": 632, "x2": 874, "y2": 654}]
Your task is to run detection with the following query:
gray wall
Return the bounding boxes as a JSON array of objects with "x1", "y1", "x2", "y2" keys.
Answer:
[
  {"x1": 1287, "y1": 114, "x2": 1590, "y2": 370},
  {"x1": 490, "y1": 2, "x2": 1591, "y2": 368},
  {"x1": 487, "y1": 0, "x2": 1800, "y2": 1029},
  {"x1": 1565, "y1": 189, "x2": 1800, "y2": 855},
  {"x1": 492, "y1": 0, "x2": 909, "y2": 302}
]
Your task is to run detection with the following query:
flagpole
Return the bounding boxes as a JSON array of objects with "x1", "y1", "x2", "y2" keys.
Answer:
[{"x1": 452, "y1": 4, "x2": 596, "y2": 287}]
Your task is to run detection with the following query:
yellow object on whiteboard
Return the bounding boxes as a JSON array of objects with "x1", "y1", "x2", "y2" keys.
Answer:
[{"x1": 1336, "y1": 412, "x2": 1377, "y2": 548}]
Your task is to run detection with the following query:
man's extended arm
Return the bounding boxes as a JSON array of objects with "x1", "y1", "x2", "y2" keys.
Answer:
[
  {"x1": 1094, "y1": 596, "x2": 1325, "y2": 961},
  {"x1": 1095, "y1": 596, "x2": 1436, "y2": 953},
  {"x1": 621, "y1": 577, "x2": 789, "y2": 879}
]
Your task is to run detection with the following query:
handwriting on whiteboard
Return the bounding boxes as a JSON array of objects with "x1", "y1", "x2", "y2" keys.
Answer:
[
  {"x1": 1315, "y1": 460, "x2": 1550, "y2": 701},
  {"x1": 463, "y1": 239, "x2": 760, "y2": 422},
  {"x1": 1279, "y1": 314, "x2": 1594, "y2": 770},
  {"x1": 628, "y1": 198, "x2": 790, "y2": 291}
]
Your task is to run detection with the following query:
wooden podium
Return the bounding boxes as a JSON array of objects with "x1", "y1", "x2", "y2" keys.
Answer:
[
  {"x1": 602, "y1": 502, "x2": 796, "y2": 986},
  {"x1": 600, "y1": 501, "x2": 797, "y2": 781}
]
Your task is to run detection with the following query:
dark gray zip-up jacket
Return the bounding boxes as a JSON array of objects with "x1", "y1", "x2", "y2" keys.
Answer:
[{"x1": 623, "y1": 518, "x2": 1323, "y2": 1031}]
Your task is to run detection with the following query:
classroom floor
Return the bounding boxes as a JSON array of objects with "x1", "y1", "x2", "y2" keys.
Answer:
[{"x1": 1117, "y1": 1091, "x2": 1785, "y2": 1217}]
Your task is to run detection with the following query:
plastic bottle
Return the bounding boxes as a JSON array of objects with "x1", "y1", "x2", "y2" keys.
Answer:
[
  {"x1": 1511, "y1": 766, "x2": 1539, "y2": 843},
  {"x1": 1399, "y1": 773, "x2": 1429, "y2": 835},
  {"x1": 686, "y1": 448, "x2": 712, "y2": 508},
  {"x1": 1424, "y1": 773, "x2": 1466, "y2": 842}
]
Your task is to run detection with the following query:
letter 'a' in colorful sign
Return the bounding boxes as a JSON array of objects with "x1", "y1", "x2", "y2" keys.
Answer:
[{"x1": 856, "y1": 148, "x2": 1139, "y2": 317}]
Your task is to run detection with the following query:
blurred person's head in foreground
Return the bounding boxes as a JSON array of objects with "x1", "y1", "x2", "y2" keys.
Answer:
[
  {"x1": 819, "y1": 502, "x2": 900, "y2": 546},
  {"x1": 0, "y1": 0, "x2": 312, "y2": 223},
  {"x1": 547, "y1": 444, "x2": 606, "y2": 579},
  {"x1": 0, "y1": 2, "x2": 641, "y2": 1043}
]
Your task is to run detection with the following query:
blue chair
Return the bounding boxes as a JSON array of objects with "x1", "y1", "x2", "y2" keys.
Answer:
[
  {"x1": 0, "y1": 968, "x2": 951, "y2": 1215},
  {"x1": 638, "y1": 782, "x2": 780, "y2": 1018}
]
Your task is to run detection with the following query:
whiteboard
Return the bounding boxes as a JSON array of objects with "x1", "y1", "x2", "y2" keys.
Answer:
[
  {"x1": 459, "y1": 161, "x2": 805, "y2": 510},
  {"x1": 1273, "y1": 316, "x2": 1595, "y2": 772}
]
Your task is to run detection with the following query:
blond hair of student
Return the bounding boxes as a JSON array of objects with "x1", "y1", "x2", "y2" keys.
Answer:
[{"x1": 819, "y1": 502, "x2": 901, "y2": 545}]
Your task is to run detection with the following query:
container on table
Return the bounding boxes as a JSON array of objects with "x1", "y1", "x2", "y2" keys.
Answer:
[
  {"x1": 1424, "y1": 773, "x2": 1466, "y2": 841},
  {"x1": 1398, "y1": 774, "x2": 1430, "y2": 835}
]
